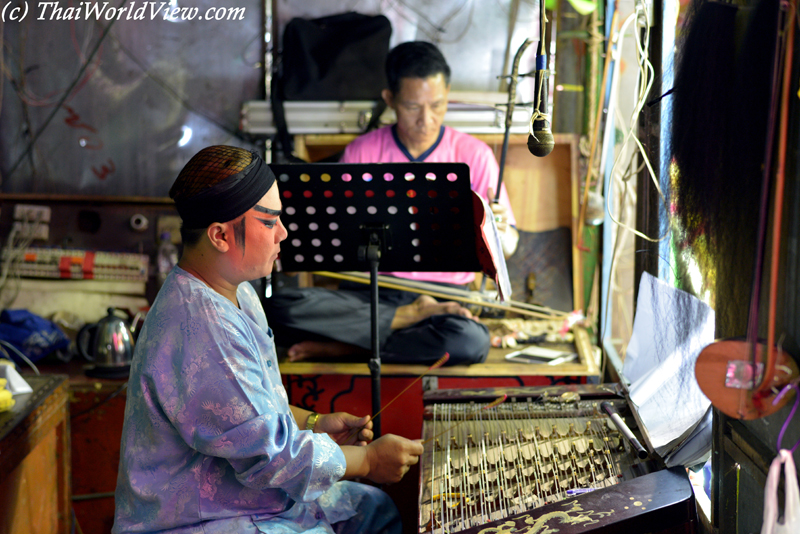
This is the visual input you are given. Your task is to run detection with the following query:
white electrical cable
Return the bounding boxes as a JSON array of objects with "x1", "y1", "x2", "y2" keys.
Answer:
[
  {"x1": 597, "y1": 12, "x2": 635, "y2": 185},
  {"x1": 599, "y1": 0, "x2": 667, "y2": 356},
  {"x1": 0, "y1": 210, "x2": 44, "y2": 310},
  {"x1": 0, "y1": 339, "x2": 40, "y2": 375},
  {"x1": 604, "y1": 0, "x2": 670, "y2": 244}
]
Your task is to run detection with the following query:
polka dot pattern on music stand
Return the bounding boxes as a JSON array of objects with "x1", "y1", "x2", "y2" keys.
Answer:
[{"x1": 271, "y1": 163, "x2": 479, "y2": 272}]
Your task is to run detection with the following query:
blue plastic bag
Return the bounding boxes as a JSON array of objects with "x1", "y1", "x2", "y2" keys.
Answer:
[{"x1": 0, "y1": 309, "x2": 70, "y2": 364}]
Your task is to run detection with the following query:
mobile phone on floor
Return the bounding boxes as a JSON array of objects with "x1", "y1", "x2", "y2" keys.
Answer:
[{"x1": 504, "y1": 346, "x2": 577, "y2": 365}]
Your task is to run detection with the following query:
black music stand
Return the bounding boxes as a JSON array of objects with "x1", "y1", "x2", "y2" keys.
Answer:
[{"x1": 270, "y1": 162, "x2": 481, "y2": 436}]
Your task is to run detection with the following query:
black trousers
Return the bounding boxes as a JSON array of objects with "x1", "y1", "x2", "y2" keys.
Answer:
[{"x1": 263, "y1": 283, "x2": 490, "y2": 366}]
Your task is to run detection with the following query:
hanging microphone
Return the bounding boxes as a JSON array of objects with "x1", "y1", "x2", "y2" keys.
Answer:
[{"x1": 527, "y1": 52, "x2": 554, "y2": 157}]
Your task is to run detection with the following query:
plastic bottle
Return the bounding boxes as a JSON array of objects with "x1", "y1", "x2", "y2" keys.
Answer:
[{"x1": 156, "y1": 232, "x2": 179, "y2": 285}]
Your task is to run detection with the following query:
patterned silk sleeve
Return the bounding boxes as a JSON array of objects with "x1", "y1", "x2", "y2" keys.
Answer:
[{"x1": 137, "y1": 276, "x2": 346, "y2": 504}]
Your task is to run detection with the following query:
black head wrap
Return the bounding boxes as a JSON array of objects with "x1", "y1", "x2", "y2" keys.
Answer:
[{"x1": 171, "y1": 149, "x2": 276, "y2": 229}]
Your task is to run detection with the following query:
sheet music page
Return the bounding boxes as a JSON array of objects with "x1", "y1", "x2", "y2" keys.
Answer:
[
  {"x1": 472, "y1": 192, "x2": 512, "y2": 301},
  {"x1": 664, "y1": 406, "x2": 713, "y2": 467},
  {"x1": 624, "y1": 272, "x2": 714, "y2": 460}
]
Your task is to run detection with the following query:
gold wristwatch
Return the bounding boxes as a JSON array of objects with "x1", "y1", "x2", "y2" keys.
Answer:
[{"x1": 305, "y1": 412, "x2": 320, "y2": 432}]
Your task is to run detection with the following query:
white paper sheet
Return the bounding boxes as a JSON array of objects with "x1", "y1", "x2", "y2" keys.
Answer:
[
  {"x1": 624, "y1": 272, "x2": 715, "y2": 459},
  {"x1": 474, "y1": 192, "x2": 512, "y2": 301},
  {"x1": 0, "y1": 363, "x2": 33, "y2": 395},
  {"x1": 664, "y1": 406, "x2": 713, "y2": 468}
]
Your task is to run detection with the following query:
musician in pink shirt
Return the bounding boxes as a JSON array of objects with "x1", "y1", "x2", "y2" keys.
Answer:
[
  {"x1": 266, "y1": 42, "x2": 518, "y2": 366},
  {"x1": 341, "y1": 123, "x2": 517, "y2": 286}
]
